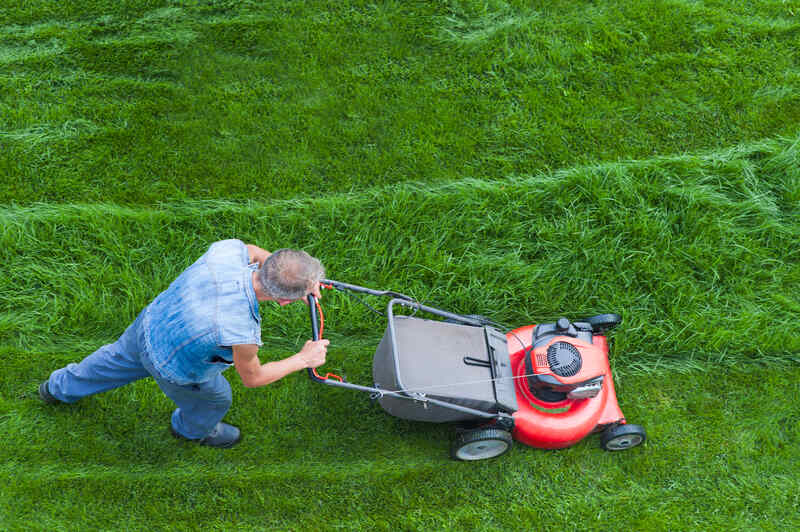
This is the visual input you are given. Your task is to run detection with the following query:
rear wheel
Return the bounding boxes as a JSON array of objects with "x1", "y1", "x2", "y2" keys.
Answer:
[
  {"x1": 451, "y1": 428, "x2": 513, "y2": 461},
  {"x1": 601, "y1": 423, "x2": 646, "y2": 451}
]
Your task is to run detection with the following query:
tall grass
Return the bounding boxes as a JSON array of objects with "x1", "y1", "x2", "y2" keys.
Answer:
[{"x1": 2, "y1": 135, "x2": 798, "y2": 373}]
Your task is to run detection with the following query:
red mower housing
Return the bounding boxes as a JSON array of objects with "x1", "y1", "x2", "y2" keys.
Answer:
[{"x1": 507, "y1": 324, "x2": 628, "y2": 449}]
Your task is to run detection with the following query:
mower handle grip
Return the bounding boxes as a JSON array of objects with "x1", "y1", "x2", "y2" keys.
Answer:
[{"x1": 306, "y1": 294, "x2": 326, "y2": 382}]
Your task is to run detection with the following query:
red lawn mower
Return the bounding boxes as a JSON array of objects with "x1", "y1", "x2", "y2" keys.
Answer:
[{"x1": 307, "y1": 279, "x2": 646, "y2": 461}]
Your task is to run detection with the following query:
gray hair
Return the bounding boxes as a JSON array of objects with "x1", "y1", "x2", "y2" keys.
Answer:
[{"x1": 258, "y1": 249, "x2": 325, "y2": 300}]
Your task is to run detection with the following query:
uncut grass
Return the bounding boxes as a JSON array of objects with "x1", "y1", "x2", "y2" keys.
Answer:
[
  {"x1": 1, "y1": 134, "x2": 798, "y2": 370},
  {"x1": 2, "y1": 0, "x2": 800, "y2": 204}
]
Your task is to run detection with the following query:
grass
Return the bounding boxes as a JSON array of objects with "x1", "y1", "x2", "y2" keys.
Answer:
[
  {"x1": 1, "y1": 0, "x2": 800, "y2": 530},
  {"x1": 1, "y1": 135, "x2": 799, "y2": 530},
  {"x1": 2, "y1": 135, "x2": 798, "y2": 370},
  {"x1": 1, "y1": 0, "x2": 800, "y2": 204},
  {"x1": 2, "y1": 359, "x2": 799, "y2": 530}
]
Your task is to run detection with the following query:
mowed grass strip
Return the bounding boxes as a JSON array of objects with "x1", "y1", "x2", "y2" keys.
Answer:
[
  {"x1": 1, "y1": 351, "x2": 798, "y2": 530},
  {"x1": 1, "y1": 134, "x2": 798, "y2": 370},
  {"x1": 1, "y1": 0, "x2": 800, "y2": 204}
]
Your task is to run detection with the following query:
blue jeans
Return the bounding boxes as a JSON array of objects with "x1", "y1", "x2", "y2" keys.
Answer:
[{"x1": 47, "y1": 310, "x2": 233, "y2": 440}]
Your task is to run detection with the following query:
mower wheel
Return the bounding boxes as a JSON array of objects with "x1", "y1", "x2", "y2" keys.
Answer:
[
  {"x1": 451, "y1": 428, "x2": 513, "y2": 461},
  {"x1": 601, "y1": 424, "x2": 646, "y2": 451},
  {"x1": 585, "y1": 313, "x2": 622, "y2": 333}
]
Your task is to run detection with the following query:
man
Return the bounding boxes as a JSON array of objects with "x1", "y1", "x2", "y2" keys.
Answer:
[{"x1": 39, "y1": 239, "x2": 329, "y2": 448}]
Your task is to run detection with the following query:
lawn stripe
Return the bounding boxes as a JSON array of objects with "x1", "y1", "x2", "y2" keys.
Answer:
[
  {"x1": 3, "y1": 0, "x2": 800, "y2": 204},
  {"x1": 1, "y1": 366, "x2": 798, "y2": 530}
]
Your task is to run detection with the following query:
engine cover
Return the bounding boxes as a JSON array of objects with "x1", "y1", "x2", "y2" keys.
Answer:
[
  {"x1": 506, "y1": 322, "x2": 627, "y2": 450},
  {"x1": 524, "y1": 325, "x2": 606, "y2": 403},
  {"x1": 547, "y1": 342, "x2": 582, "y2": 377}
]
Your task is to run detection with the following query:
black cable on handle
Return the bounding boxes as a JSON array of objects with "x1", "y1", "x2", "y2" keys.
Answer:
[{"x1": 321, "y1": 278, "x2": 414, "y2": 301}]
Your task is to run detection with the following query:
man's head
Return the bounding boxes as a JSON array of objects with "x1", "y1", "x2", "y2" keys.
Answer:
[{"x1": 258, "y1": 249, "x2": 325, "y2": 303}]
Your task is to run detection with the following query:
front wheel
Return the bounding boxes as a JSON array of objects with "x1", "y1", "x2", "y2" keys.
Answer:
[
  {"x1": 451, "y1": 428, "x2": 513, "y2": 461},
  {"x1": 601, "y1": 423, "x2": 646, "y2": 451}
]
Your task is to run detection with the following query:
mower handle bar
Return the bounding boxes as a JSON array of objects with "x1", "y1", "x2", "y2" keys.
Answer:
[
  {"x1": 320, "y1": 278, "x2": 415, "y2": 301},
  {"x1": 306, "y1": 293, "x2": 323, "y2": 382},
  {"x1": 304, "y1": 293, "x2": 506, "y2": 421},
  {"x1": 318, "y1": 277, "x2": 486, "y2": 328},
  {"x1": 307, "y1": 276, "x2": 413, "y2": 386}
]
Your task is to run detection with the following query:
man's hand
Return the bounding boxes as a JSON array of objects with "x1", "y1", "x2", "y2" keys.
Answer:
[
  {"x1": 233, "y1": 339, "x2": 329, "y2": 388},
  {"x1": 311, "y1": 283, "x2": 322, "y2": 300},
  {"x1": 295, "y1": 339, "x2": 329, "y2": 368},
  {"x1": 299, "y1": 283, "x2": 323, "y2": 306}
]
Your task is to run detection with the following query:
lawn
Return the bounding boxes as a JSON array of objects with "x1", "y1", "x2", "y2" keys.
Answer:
[
  {"x1": 2, "y1": 0, "x2": 800, "y2": 204},
  {"x1": 1, "y1": 1, "x2": 799, "y2": 531}
]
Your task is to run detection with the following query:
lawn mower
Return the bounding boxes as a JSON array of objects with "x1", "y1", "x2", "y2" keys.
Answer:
[{"x1": 306, "y1": 279, "x2": 646, "y2": 461}]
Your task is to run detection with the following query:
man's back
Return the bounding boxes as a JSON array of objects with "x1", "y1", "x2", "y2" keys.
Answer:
[{"x1": 143, "y1": 239, "x2": 262, "y2": 385}]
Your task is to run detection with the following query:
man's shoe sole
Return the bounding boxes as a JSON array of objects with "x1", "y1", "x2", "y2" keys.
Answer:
[{"x1": 38, "y1": 381, "x2": 60, "y2": 404}]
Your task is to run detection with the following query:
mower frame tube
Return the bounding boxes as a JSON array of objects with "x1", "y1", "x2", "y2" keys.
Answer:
[
  {"x1": 321, "y1": 278, "x2": 415, "y2": 302},
  {"x1": 305, "y1": 291, "x2": 507, "y2": 422}
]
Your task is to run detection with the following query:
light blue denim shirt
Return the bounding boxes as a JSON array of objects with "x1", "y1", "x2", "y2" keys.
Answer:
[{"x1": 142, "y1": 239, "x2": 262, "y2": 384}]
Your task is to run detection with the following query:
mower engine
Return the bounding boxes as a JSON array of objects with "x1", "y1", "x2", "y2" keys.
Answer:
[
  {"x1": 525, "y1": 318, "x2": 606, "y2": 403},
  {"x1": 508, "y1": 315, "x2": 646, "y2": 451}
]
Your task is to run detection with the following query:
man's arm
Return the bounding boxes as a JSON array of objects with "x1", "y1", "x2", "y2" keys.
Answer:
[
  {"x1": 233, "y1": 340, "x2": 329, "y2": 388},
  {"x1": 246, "y1": 244, "x2": 271, "y2": 267}
]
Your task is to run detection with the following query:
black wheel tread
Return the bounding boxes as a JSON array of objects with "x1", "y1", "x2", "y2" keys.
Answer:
[
  {"x1": 601, "y1": 423, "x2": 646, "y2": 451},
  {"x1": 451, "y1": 427, "x2": 513, "y2": 461},
  {"x1": 585, "y1": 313, "x2": 622, "y2": 333}
]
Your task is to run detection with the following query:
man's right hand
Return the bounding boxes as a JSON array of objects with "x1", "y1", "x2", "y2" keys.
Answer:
[{"x1": 296, "y1": 339, "x2": 329, "y2": 368}]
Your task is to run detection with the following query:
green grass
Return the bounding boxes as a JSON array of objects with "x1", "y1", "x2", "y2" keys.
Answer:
[
  {"x1": 2, "y1": 0, "x2": 800, "y2": 530},
  {"x1": 2, "y1": 359, "x2": 799, "y2": 530},
  {"x1": 2, "y1": 0, "x2": 800, "y2": 204},
  {"x1": 2, "y1": 135, "x2": 798, "y2": 370},
  {"x1": 2, "y1": 135, "x2": 799, "y2": 530}
]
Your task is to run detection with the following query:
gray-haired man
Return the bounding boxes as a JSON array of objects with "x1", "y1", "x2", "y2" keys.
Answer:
[{"x1": 40, "y1": 240, "x2": 329, "y2": 448}]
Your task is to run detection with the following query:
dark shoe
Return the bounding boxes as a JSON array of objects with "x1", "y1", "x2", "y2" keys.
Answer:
[
  {"x1": 171, "y1": 422, "x2": 241, "y2": 449},
  {"x1": 39, "y1": 381, "x2": 60, "y2": 404}
]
